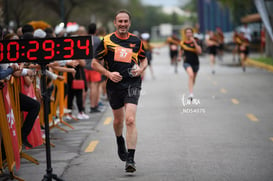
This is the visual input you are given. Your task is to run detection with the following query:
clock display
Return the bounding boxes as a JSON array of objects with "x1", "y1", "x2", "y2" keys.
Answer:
[{"x1": 0, "y1": 36, "x2": 92, "y2": 64}]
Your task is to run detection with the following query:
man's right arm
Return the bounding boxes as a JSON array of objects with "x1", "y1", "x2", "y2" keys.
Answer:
[
  {"x1": 91, "y1": 59, "x2": 110, "y2": 77},
  {"x1": 91, "y1": 59, "x2": 122, "y2": 83}
]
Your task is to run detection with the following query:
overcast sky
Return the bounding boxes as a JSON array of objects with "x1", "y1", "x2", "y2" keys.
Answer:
[{"x1": 141, "y1": 0, "x2": 189, "y2": 7}]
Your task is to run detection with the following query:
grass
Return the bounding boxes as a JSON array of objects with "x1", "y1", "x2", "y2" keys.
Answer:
[{"x1": 252, "y1": 56, "x2": 273, "y2": 66}]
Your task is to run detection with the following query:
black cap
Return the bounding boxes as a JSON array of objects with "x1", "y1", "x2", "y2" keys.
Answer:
[{"x1": 22, "y1": 24, "x2": 34, "y2": 34}]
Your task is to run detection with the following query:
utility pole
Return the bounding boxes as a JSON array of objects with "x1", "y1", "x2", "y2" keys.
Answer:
[
  {"x1": 60, "y1": 0, "x2": 65, "y2": 24},
  {"x1": 3, "y1": 0, "x2": 9, "y2": 27}
]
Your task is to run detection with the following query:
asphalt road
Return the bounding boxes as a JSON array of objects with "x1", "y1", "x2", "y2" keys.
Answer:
[
  {"x1": 14, "y1": 46, "x2": 273, "y2": 181},
  {"x1": 61, "y1": 47, "x2": 273, "y2": 181}
]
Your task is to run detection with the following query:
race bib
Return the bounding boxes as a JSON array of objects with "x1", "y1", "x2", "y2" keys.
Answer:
[
  {"x1": 114, "y1": 47, "x2": 133, "y2": 63},
  {"x1": 170, "y1": 44, "x2": 178, "y2": 51}
]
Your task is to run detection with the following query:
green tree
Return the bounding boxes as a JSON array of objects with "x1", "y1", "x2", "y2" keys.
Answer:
[
  {"x1": 217, "y1": 0, "x2": 256, "y2": 26},
  {"x1": 181, "y1": 0, "x2": 198, "y2": 25},
  {"x1": 2, "y1": 0, "x2": 124, "y2": 28},
  {"x1": 41, "y1": 0, "x2": 86, "y2": 25},
  {"x1": 171, "y1": 12, "x2": 178, "y2": 25},
  {"x1": 3, "y1": 0, "x2": 40, "y2": 27}
]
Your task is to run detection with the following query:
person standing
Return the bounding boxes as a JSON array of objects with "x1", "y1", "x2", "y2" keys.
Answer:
[
  {"x1": 178, "y1": 28, "x2": 202, "y2": 100},
  {"x1": 260, "y1": 26, "x2": 266, "y2": 54},
  {"x1": 84, "y1": 23, "x2": 104, "y2": 113},
  {"x1": 92, "y1": 9, "x2": 147, "y2": 173},
  {"x1": 240, "y1": 24, "x2": 252, "y2": 42}
]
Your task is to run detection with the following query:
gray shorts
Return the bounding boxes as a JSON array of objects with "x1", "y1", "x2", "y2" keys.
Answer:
[{"x1": 183, "y1": 62, "x2": 199, "y2": 73}]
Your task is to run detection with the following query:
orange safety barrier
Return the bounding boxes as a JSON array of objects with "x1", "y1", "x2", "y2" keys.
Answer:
[
  {"x1": 8, "y1": 77, "x2": 39, "y2": 165},
  {"x1": 48, "y1": 80, "x2": 69, "y2": 133},
  {"x1": 0, "y1": 83, "x2": 23, "y2": 181},
  {"x1": 54, "y1": 78, "x2": 75, "y2": 129},
  {"x1": 39, "y1": 70, "x2": 76, "y2": 134}
]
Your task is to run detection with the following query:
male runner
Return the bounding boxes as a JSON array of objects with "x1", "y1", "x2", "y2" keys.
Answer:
[
  {"x1": 166, "y1": 34, "x2": 180, "y2": 73},
  {"x1": 236, "y1": 31, "x2": 250, "y2": 72},
  {"x1": 216, "y1": 27, "x2": 224, "y2": 61},
  {"x1": 206, "y1": 31, "x2": 219, "y2": 74},
  {"x1": 91, "y1": 9, "x2": 147, "y2": 173}
]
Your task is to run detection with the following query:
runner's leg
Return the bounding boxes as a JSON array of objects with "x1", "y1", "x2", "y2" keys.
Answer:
[
  {"x1": 112, "y1": 107, "x2": 125, "y2": 137},
  {"x1": 186, "y1": 66, "x2": 194, "y2": 94},
  {"x1": 173, "y1": 55, "x2": 178, "y2": 73},
  {"x1": 193, "y1": 72, "x2": 198, "y2": 85},
  {"x1": 240, "y1": 52, "x2": 246, "y2": 72},
  {"x1": 210, "y1": 54, "x2": 215, "y2": 74},
  {"x1": 124, "y1": 103, "x2": 137, "y2": 172},
  {"x1": 124, "y1": 103, "x2": 137, "y2": 149},
  {"x1": 112, "y1": 107, "x2": 128, "y2": 162}
]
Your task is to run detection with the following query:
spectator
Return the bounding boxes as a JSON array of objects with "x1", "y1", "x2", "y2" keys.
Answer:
[
  {"x1": 240, "y1": 23, "x2": 252, "y2": 42},
  {"x1": 9, "y1": 30, "x2": 41, "y2": 148},
  {"x1": 260, "y1": 25, "x2": 266, "y2": 54},
  {"x1": 85, "y1": 23, "x2": 104, "y2": 113},
  {"x1": 22, "y1": 24, "x2": 34, "y2": 35},
  {"x1": 66, "y1": 25, "x2": 89, "y2": 120}
]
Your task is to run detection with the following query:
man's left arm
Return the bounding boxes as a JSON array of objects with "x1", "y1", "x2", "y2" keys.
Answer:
[
  {"x1": 131, "y1": 40, "x2": 148, "y2": 76},
  {"x1": 131, "y1": 58, "x2": 148, "y2": 76}
]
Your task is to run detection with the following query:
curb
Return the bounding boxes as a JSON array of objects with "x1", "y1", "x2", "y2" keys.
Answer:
[{"x1": 247, "y1": 58, "x2": 273, "y2": 73}]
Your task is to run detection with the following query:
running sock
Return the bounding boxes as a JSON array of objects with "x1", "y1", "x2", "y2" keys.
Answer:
[
  {"x1": 117, "y1": 135, "x2": 125, "y2": 145},
  {"x1": 128, "y1": 149, "x2": 135, "y2": 160}
]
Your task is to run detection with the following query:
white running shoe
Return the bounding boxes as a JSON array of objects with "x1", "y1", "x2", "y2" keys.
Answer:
[
  {"x1": 77, "y1": 113, "x2": 85, "y2": 120},
  {"x1": 64, "y1": 115, "x2": 72, "y2": 120},
  {"x1": 82, "y1": 113, "x2": 90, "y2": 119},
  {"x1": 188, "y1": 93, "x2": 194, "y2": 101}
]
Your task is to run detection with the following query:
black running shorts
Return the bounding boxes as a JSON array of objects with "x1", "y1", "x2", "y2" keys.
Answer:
[
  {"x1": 209, "y1": 45, "x2": 217, "y2": 55},
  {"x1": 170, "y1": 50, "x2": 178, "y2": 59},
  {"x1": 106, "y1": 87, "x2": 141, "y2": 110}
]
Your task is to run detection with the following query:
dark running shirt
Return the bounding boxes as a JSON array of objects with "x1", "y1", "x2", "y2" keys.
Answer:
[
  {"x1": 166, "y1": 36, "x2": 180, "y2": 52},
  {"x1": 95, "y1": 32, "x2": 146, "y2": 90},
  {"x1": 180, "y1": 40, "x2": 199, "y2": 65}
]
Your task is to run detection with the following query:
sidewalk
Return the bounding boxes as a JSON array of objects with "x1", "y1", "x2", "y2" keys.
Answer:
[
  {"x1": 13, "y1": 104, "x2": 108, "y2": 181},
  {"x1": 247, "y1": 58, "x2": 273, "y2": 73}
]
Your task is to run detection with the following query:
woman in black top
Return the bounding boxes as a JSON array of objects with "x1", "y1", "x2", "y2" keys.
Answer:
[{"x1": 178, "y1": 28, "x2": 202, "y2": 100}]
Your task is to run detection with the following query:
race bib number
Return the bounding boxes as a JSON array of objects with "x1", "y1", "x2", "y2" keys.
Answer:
[
  {"x1": 114, "y1": 47, "x2": 133, "y2": 63},
  {"x1": 170, "y1": 44, "x2": 178, "y2": 51}
]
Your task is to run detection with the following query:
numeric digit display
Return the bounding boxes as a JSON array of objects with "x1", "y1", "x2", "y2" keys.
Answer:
[{"x1": 0, "y1": 36, "x2": 92, "y2": 64}]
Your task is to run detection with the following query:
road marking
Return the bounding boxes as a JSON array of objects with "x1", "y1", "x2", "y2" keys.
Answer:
[
  {"x1": 85, "y1": 140, "x2": 99, "y2": 153},
  {"x1": 270, "y1": 137, "x2": 273, "y2": 142},
  {"x1": 220, "y1": 88, "x2": 227, "y2": 94},
  {"x1": 246, "y1": 113, "x2": 259, "y2": 122},
  {"x1": 231, "y1": 98, "x2": 239, "y2": 105},
  {"x1": 104, "y1": 117, "x2": 112, "y2": 125}
]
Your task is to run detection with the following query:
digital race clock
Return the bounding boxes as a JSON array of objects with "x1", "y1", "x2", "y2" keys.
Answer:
[{"x1": 0, "y1": 36, "x2": 92, "y2": 64}]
